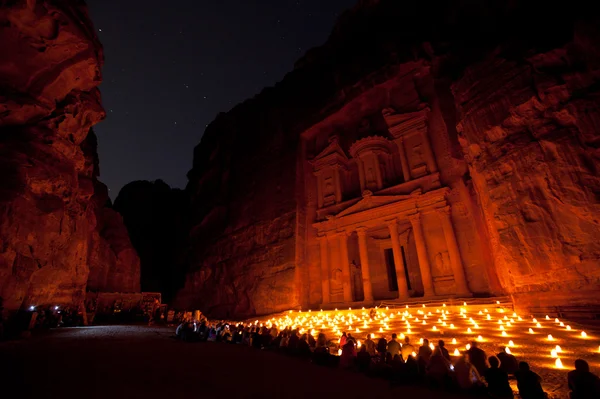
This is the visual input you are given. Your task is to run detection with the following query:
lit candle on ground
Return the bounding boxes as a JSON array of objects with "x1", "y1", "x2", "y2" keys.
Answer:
[
  {"x1": 502, "y1": 331, "x2": 508, "y2": 337},
  {"x1": 555, "y1": 358, "x2": 563, "y2": 368},
  {"x1": 547, "y1": 334, "x2": 554, "y2": 341},
  {"x1": 581, "y1": 331, "x2": 587, "y2": 338},
  {"x1": 429, "y1": 343, "x2": 435, "y2": 350},
  {"x1": 505, "y1": 347, "x2": 512, "y2": 354},
  {"x1": 453, "y1": 349, "x2": 460, "y2": 356},
  {"x1": 567, "y1": 325, "x2": 572, "y2": 330},
  {"x1": 551, "y1": 349, "x2": 558, "y2": 358},
  {"x1": 529, "y1": 328, "x2": 534, "y2": 334},
  {"x1": 466, "y1": 344, "x2": 471, "y2": 350},
  {"x1": 555, "y1": 345, "x2": 562, "y2": 353},
  {"x1": 509, "y1": 340, "x2": 515, "y2": 347},
  {"x1": 477, "y1": 335, "x2": 483, "y2": 341},
  {"x1": 452, "y1": 338, "x2": 457, "y2": 344}
]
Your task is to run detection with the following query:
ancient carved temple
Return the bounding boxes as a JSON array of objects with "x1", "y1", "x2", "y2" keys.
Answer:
[
  {"x1": 175, "y1": 1, "x2": 600, "y2": 319},
  {"x1": 299, "y1": 86, "x2": 500, "y2": 308}
]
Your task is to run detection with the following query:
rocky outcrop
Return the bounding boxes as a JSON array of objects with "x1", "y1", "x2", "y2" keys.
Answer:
[
  {"x1": 114, "y1": 180, "x2": 187, "y2": 302},
  {"x1": 452, "y1": 23, "x2": 600, "y2": 310},
  {"x1": 176, "y1": 0, "x2": 599, "y2": 318},
  {"x1": 0, "y1": 1, "x2": 139, "y2": 313}
]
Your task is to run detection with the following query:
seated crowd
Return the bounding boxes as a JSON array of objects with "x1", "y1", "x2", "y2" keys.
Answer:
[{"x1": 175, "y1": 318, "x2": 600, "y2": 399}]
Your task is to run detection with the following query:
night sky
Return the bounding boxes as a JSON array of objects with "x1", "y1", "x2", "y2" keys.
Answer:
[{"x1": 86, "y1": 0, "x2": 357, "y2": 198}]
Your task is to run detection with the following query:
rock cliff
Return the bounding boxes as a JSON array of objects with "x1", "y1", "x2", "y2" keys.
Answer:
[
  {"x1": 0, "y1": 1, "x2": 140, "y2": 314},
  {"x1": 176, "y1": 0, "x2": 599, "y2": 317}
]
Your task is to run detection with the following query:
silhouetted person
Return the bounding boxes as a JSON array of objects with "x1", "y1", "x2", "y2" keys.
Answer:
[
  {"x1": 497, "y1": 347, "x2": 519, "y2": 376},
  {"x1": 515, "y1": 362, "x2": 546, "y2": 399},
  {"x1": 340, "y1": 339, "x2": 356, "y2": 369},
  {"x1": 467, "y1": 341, "x2": 488, "y2": 376},
  {"x1": 364, "y1": 333, "x2": 376, "y2": 356},
  {"x1": 401, "y1": 336, "x2": 414, "y2": 361},
  {"x1": 455, "y1": 353, "x2": 485, "y2": 393},
  {"x1": 298, "y1": 333, "x2": 311, "y2": 358},
  {"x1": 357, "y1": 345, "x2": 371, "y2": 372},
  {"x1": 339, "y1": 331, "x2": 347, "y2": 347},
  {"x1": 387, "y1": 333, "x2": 401, "y2": 357},
  {"x1": 427, "y1": 346, "x2": 453, "y2": 388},
  {"x1": 485, "y1": 355, "x2": 514, "y2": 399},
  {"x1": 568, "y1": 359, "x2": 600, "y2": 399},
  {"x1": 433, "y1": 339, "x2": 450, "y2": 361},
  {"x1": 418, "y1": 338, "x2": 433, "y2": 375},
  {"x1": 377, "y1": 336, "x2": 388, "y2": 357}
]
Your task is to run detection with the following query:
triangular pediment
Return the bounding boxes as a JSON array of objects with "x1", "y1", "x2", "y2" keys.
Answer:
[
  {"x1": 336, "y1": 192, "x2": 411, "y2": 218},
  {"x1": 310, "y1": 137, "x2": 348, "y2": 170}
]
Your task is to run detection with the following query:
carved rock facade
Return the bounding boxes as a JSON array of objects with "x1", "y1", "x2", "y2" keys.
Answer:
[
  {"x1": 0, "y1": 1, "x2": 140, "y2": 314},
  {"x1": 176, "y1": 0, "x2": 599, "y2": 318}
]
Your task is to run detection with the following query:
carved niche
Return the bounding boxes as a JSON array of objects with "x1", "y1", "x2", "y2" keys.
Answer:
[
  {"x1": 310, "y1": 136, "x2": 349, "y2": 209},
  {"x1": 349, "y1": 136, "x2": 396, "y2": 192},
  {"x1": 382, "y1": 107, "x2": 438, "y2": 180}
]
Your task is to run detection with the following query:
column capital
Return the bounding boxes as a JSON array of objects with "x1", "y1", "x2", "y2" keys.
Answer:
[
  {"x1": 335, "y1": 230, "x2": 350, "y2": 238},
  {"x1": 435, "y1": 205, "x2": 451, "y2": 216},
  {"x1": 356, "y1": 227, "x2": 368, "y2": 236},
  {"x1": 384, "y1": 218, "x2": 398, "y2": 226},
  {"x1": 407, "y1": 212, "x2": 421, "y2": 224}
]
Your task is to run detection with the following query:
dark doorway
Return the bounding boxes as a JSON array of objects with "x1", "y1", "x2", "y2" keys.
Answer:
[
  {"x1": 384, "y1": 248, "x2": 398, "y2": 292},
  {"x1": 400, "y1": 246, "x2": 412, "y2": 290}
]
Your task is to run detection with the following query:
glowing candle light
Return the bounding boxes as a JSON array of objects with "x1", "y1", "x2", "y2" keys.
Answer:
[
  {"x1": 452, "y1": 338, "x2": 457, "y2": 344},
  {"x1": 518, "y1": 317, "x2": 523, "y2": 321},
  {"x1": 432, "y1": 326, "x2": 437, "y2": 331},
  {"x1": 508, "y1": 340, "x2": 514, "y2": 347},
  {"x1": 487, "y1": 314, "x2": 491, "y2": 320},
  {"x1": 533, "y1": 318, "x2": 538, "y2": 323},
  {"x1": 412, "y1": 351, "x2": 417, "y2": 358},
  {"x1": 547, "y1": 334, "x2": 554, "y2": 341},
  {"x1": 429, "y1": 343, "x2": 435, "y2": 350},
  {"x1": 407, "y1": 329, "x2": 411, "y2": 334},
  {"x1": 466, "y1": 344, "x2": 471, "y2": 350},
  {"x1": 554, "y1": 318, "x2": 559, "y2": 323},
  {"x1": 419, "y1": 338, "x2": 423, "y2": 344},
  {"x1": 467, "y1": 328, "x2": 472, "y2": 333},
  {"x1": 484, "y1": 308, "x2": 488, "y2": 313},
  {"x1": 477, "y1": 335, "x2": 483, "y2": 341},
  {"x1": 581, "y1": 331, "x2": 587, "y2": 338},
  {"x1": 400, "y1": 333, "x2": 405, "y2": 339},
  {"x1": 499, "y1": 326, "x2": 505, "y2": 331},
  {"x1": 512, "y1": 312, "x2": 517, "y2": 317},
  {"x1": 505, "y1": 347, "x2": 512, "y2": 354},
  {"x1": 566, "y1": 325, "x2": 571, "y2": 330},
  {"x1": 555, "y1": 358, "x2": 563, "y2": 368},
  {"x1": 536, "y1": 323, "x2": 542, "y2": 328},
  {"x1": 423, "y1": 320, "x2": 427, "y2": 325},
  {"x1": 479, "y1": 311, "x2": 483, "y2": 315},
  {"x1": 453, "y1": 349, "x2": 460, "y2": 356},
  {"x1": 357, "y1": 340, "x2": 361, "y2": 348},
  {"x1": 559, "y1": 322, "x2": 564, "y2": 327},
  {"x1": 555, "y1": 345, "x2": 561, "y2": 353},
  {"x1": 338, "y1": 349, "x2": 342, "y2": 356},
  {"x1": 546, "y1": 315, "x2": 550, "y2": 320},
  {"x1": 450, "y1": 324, "x2": 455, "y2": 329},
  {"x1": 502, "y1": 331, "x2": 508, "y2": 337},
  {"x1": 379, "y1": 327, "x2": 383, "y2": 333}
]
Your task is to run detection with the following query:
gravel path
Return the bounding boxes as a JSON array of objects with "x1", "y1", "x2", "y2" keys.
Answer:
[{"x1": 0, "y1": 325, "x2": 473, "y2": 399}]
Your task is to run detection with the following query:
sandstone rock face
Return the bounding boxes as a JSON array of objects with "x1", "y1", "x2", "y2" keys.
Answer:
[
  {"x1": 452, "y1": 23, "x2": 600, "y2": 310},
  {"x1": 0, "y1": 1, "x2": 139, "y2": 313},
  {"x1": 176, "y1": 0, "x2": 599, "y2": 318},
  {"x1": 114, "y1": 180, "x2": 187, "y2": 302}
]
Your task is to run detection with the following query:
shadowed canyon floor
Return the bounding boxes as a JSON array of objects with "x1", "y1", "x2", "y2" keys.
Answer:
[{"x1": 1, "y1": 325, "x2": 478, "y2": 399}]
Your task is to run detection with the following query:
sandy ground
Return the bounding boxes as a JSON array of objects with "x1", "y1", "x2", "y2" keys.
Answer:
[{"x1": 0, "y1": 325, "x2": 474, "y2": 399}]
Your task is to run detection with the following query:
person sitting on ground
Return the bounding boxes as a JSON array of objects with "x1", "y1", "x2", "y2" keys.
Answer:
[
  {"x1": 357, "y1": 345, "x2": 371, "y2": 373},
  {"x1": 467, "y1": 340, "x2": 488, "y2": 376},
  {"x1": 377, "y1": 336, "x2": 388, "y2": 358},
  {"x1": 433, "y1": 339, "x2": 451, "y2": 361},
  {"x1": 401, "y1": 336, "x2": 415, "y2": 362},
  {"x1": 426, "y1": 345, "x2": 453, "y2": 388},
  {"x1": 455, "y1": 353, "x2": 485, "y2": 393},
  {"x1": 568, "y1": 359, "x2": 600, "y2": 399},
  {"x1": 316, "y1": 332, "x2": 328, "y2": 350},
  {"x1": 515, "y1": 361, "x2": 546, "y2": 399},
  {"x1": 497, "y1": 346, "x2": 519, "y2": 376},
  {"x1": 175, "y1": 321, "x2": 185, "y2": 339},
  {"x1": 364, "y1": 333, "x2": 376, "y2": 357},
  {"x1": 288, "y1": 329, "x2": 299, "y2": 350},
  {"x1": 297, "y1": 333, "x2": 312, "y2": 357},
  {"x1": 270, "y1": 324, "x2": 278, "y2": 340},
  {"x1": 387, "y1": 333, "x2": 401, "y2": 357},
  {"x1": 391, "y1": 353, "x2": 408, "y2": 385},
  {"x1": 485, "y1": 355, "x2": 514, "y2": 399},
  {"x1": 280, "y1": 332, "x2": 289, "y2": 348},
  {"x1": 418, "y1": 338, "x2": 433, "y2": 374},
  {"x1": 339, "y1": 338, "x2": 357, "y2": 369},
  {"x1": 369, "y1": 308, "x2": 377, "y2": 319},
  {"x1": 339, "y1": 331, "x2": 347, "y2": 348}
]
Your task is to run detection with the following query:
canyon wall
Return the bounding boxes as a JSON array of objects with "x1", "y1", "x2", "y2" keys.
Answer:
[
  {"x1": 177, "y1": 0, "x2": 599, "y2": 318},
  {"x1": 0, "y1": 1, "x2": 139, "y2": 314}
]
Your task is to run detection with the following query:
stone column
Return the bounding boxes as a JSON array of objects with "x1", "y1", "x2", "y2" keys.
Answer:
[
  {"x1": 396, "y1": 137, "x2": 411, "y2": 182},
  {"x1": 357, "y1": 159, "x2": 366, "y2": 193},
  {"x1": 333, "y1": 167, "x2": 343, "y2": 203},
  {"x1": 338, "y1": 232, "x2": 353, "y2": 303},
  {"x1": 421, "y1": 130, "x2": 438, "y2": 173},
  {"x1": 315, "y1": 173, "x2": 323, "y2": 209},
  {"x1": 408, "y1": 213, "x2": 435, "y2": 297},
  {"x1": 355, "y1": 228, "x2": 374, "y2": 302},
  {"x1": 386, "y1": 220, "x2": 409, "y2": 300},
  {"x1": 436, "y1": 206, "x2": 471, "y2": 296},
  {"x1": 318, "y1": 235, "x2": 331, "y2": 304}
]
